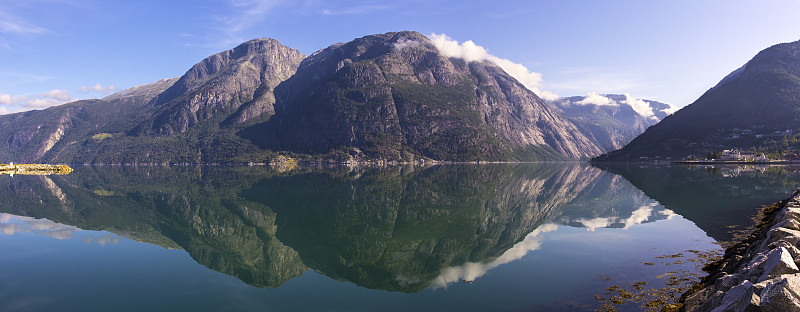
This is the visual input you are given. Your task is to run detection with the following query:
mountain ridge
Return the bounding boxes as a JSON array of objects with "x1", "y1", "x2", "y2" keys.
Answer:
[{"x1": 0, "y1": 31, "x2": 609, "y2": 163}]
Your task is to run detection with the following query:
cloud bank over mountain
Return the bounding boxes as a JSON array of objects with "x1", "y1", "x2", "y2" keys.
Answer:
[{"x1": 428, "y1": 33, "x2": 559, "y2": 101}]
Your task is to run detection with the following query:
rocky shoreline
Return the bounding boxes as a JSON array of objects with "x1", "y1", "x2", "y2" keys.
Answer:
[{"x1": 681, "y1": 188, "x2": 800, "y2": 311}]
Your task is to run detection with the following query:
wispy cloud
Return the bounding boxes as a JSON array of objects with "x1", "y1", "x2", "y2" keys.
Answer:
[
  {"x1": 0, "y1": 10, "x2": 49, "y2": 35},
  {"x1": 428, "y1": 33, "x2": 559, "y2": 101},
  {"x1": 321, "y1": 4, "x2": 393, "y2": 15},
  {"x1": 204, "y1": 0, "x2": 287, "y2": 48},
  {"x1": 79, "y1": 83, "x2": 116, "y2": 94}
]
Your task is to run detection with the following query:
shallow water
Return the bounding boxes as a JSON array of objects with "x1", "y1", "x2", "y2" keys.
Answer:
[{"x1": 0, "y1": 164, "x2": 797, "y2": 311}]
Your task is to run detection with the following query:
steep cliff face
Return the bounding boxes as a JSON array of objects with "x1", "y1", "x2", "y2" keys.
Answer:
[
  {"x1": 268, "y1": 31, "x2": 601, "y2": 161},
  {"x1": 138, "y1": 38, "x2": 306, "y2": 135}
]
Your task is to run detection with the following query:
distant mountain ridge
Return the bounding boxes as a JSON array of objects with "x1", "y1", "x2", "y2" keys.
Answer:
[
  {"x1": 550, "y1": 94, "x2": 674, "y2": 151},
  {"x1": 0, "y1": 31, "x2": 607, "y2": 163},
  {"x1": 596, "y1": 39, "x2": 800, "y2": 161}
]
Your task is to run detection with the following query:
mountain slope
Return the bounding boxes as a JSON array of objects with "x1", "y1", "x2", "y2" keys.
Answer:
[
  {"x1": 596, "y1": 39, "x2": 800, "y2": 161},
  {"x1": 0, "y1": 78, "x2": 178, "y2": 163},
  {"x1": 251, "y1": 31, "x2": 601, "y2": 161},
  {"x1": 551, "y1": 94, "x2": 674, "y2": 151}
]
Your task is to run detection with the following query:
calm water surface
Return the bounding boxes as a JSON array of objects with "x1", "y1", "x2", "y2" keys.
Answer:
[{"x1": 0, "y1": 164, "x2": 798, "y2": 311}]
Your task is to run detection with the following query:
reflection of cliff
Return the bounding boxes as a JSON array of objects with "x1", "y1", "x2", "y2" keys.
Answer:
[
  {"x1": 595, "y1": 164, "x2": 800, "y2": 241},
  {"x1": 0, "y1": 164, "x2": 673, "y2": 292},
  {"x1": 0, "y1": 166, "x2": 308, "y2": 288},
  {"x1": 243, "y1": 164, "x2": 644, "y2": 292}
]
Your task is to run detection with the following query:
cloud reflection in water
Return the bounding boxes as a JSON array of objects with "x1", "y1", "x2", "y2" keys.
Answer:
[
  {"x1": 431, "y1": 223, "x2": 559, "y2": 289},
  {"x1": 0, "y1": 213, "x2": 119, "y2": 245}
]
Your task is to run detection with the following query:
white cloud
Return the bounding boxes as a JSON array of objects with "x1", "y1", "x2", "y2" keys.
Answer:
[
  {"x1": 42, "y1": 89, "x2": 70, "y2": 101},
  {"x1": 0, "y1": 213, "x2": 79, "y2": 240},
  {"x1": 0, "y1": 93, "x2": 10, "y2": 105},
  {"x1": 0, "y1": 89, "x2": 75, "y2": 114},
  {"x1": 622, "y1": 93, "x2": 656, "y2": 119},
  {"x1": 24, "y1": 89, "x2": 74, "y2": 109},
  {"x1": 432, "y1": 223, "x2": 559, "y2": 289},
  {"x1": 79, "y1": 83, "x2": 116, "y2": 94},
  {"x1": 392, "y1": 37, "x2": 421, "y2": 51},
  {"x1": 660, "y1": 104, "x2": 679, "y2": 115},
  {"x1": 577, "y1": 92, "x2": 617, "y2": 106},
  {"x1": 621, "y1": 204, "x2": 654, "y2": 229},
  {"x1": 574, "y1": 202, "x2": 661, "y2": 231},
  {"x1": 428, "y1": 33, "x2": 559, "y2": 101}
]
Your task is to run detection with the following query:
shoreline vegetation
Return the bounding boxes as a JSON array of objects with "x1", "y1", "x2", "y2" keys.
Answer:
[{"x1": 0, "y1": 163, "x2": 73, "y2": 175}]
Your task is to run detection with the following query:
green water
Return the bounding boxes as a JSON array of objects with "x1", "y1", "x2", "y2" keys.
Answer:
[{"x1": 0, "y1": 163, "x2": 797, "y2": 311}]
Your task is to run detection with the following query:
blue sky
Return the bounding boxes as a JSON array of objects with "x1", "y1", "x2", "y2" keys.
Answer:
[{"x1": 1, "y1": 0, "x2": 799, "y2": 115}]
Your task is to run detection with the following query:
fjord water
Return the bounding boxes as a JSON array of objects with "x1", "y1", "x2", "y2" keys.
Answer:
[{"x1": 0, "y1": 164, "x2": 797, "y2": 311}]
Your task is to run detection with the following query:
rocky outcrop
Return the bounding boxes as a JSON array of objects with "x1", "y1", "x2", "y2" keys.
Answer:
[{"x1": 683, "y1": 189, "x2": 800, "y2": 311}]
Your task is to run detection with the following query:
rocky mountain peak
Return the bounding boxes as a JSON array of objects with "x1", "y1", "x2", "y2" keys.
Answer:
[{"x1": 141, "y1": 38, "x2": 306, "y2": 135}]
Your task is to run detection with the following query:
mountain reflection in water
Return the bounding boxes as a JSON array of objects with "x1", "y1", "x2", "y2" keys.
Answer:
[{"x1": 0, "y1": 163, "x2": 796, "y2": 294}]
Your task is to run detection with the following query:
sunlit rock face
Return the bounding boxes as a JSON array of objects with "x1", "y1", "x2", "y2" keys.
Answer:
[{"x1": 141, "y1": 38, "x2": 306, "y2": 135}]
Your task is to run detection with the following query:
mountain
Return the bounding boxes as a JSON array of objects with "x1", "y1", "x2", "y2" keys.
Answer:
[
  {"x1": 0, "y1": 31, "x2": 603, "y2": 163},
  {"x1": 550, "y1": 94, "x2": 674, "y2": 151},
  {"x1": 595, "y1": 39, "x2": 800, "y2": 161},
  {"x1": 0, "y1": 78, "x2": 178, "y2": 163},
  {"x1": 247, "y1": 31, "x2": 602, "y2": 161}
]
